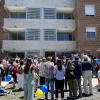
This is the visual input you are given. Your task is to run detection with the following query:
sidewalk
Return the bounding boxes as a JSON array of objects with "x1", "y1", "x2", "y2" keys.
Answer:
[{"x1": 0, "y1": 78, "x2": 100, "y2": 100}]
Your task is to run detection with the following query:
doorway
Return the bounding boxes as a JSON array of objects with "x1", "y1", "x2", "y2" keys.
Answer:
[{"x1": 45, "y1": 52, "x2": 55, "y2": 58}]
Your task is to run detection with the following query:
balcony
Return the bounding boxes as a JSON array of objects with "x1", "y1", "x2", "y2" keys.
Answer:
[
  {"x1": 5, "y1": 0, "x2": 75, "y2": 13},
  {"x1": 2, "y1": 40, "x2": 76, "y2": 52},
  {"x1": 4, "y1": 19, "x2": 75, "y2": 32}
]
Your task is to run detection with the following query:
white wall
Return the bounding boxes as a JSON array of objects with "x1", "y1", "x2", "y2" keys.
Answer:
[
  {"x1": 5, "y1": 0, "x2": 75, "y2": 8},
  {"x1": 3, "y1": 40, "x2": 76, "y2": 52},
  {"x1": 4, "y1": 19, "x2": 75, "y2": 32}
]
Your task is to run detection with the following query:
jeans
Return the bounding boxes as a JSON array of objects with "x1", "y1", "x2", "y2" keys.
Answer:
[
  {"x1": 76, "y1": 78, "x2": 82, "y2": 97},
  {"x1": 24, "y1": 81, "x2": 34, "y2": 100},
  {"x1": 45, "y1": 78, "x2": 54, "y2": 99},
  {"x1": 83, "y1": 71, "x2": 93, "y2": 94}
]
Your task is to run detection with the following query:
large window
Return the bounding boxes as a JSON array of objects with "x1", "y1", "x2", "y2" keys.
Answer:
[
  {"x1": 27, "y1": 8, "x2": 40, "y2": 19},
  {"x1": 26, "y1": 52, "x2": 39, "y2": 58},
  {"x1": 9, "y1": 32, "x2": 17, "y2": 40},
  {"x1": 44, "y1": 8, "x2": 56, "y2": 19},
  {"x1": 18, "y1": 32, "x2": 25, "y2": 40},
  {"x1": 9, "y1": 12, "x2": 26, "y2": 18},
  {"x1": 26, "y1": 29, "x2": 40, "y2": 40},
  {"x1": 57, "y1": 32, "x2": 73, "y2": 41},
  {"x1": 44, "y1": 29, "x2": 56, "y2": 40},
  {"x1": 9, "y1": 32, "x2": 25, "y2": 40},
  {"x1": 85, "y1": 5, "x2": 96, "y2": 16},
  {"x1": 57, "y1": 13, "x2": 73, "y2": 19},
  {"x1": 86, "y1": 27, "x2": 96, "y2": 40}
]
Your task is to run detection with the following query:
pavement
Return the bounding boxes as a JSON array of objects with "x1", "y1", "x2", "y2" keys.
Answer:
[{"x1": 0, "y1": 78, "x2": 100, "y2": 100}]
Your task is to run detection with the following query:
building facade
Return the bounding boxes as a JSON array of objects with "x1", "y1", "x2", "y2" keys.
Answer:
[
  {"x1": 2, "y1": 0, "x2": 76, "y2": 58},
  {"x1": 0, "y1": 0, "x2": 100, "y2": 58},
  {"x1": 0, "y1": 0, "x2": 5, "y2": 49},
  {"x1": 76, "y1": 0, "x2": 100, "y2": 57}
]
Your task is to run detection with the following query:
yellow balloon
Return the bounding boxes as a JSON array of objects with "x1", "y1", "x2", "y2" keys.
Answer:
[{"x1": 35, "y1": 89, "x2": 44, "y2": 99}]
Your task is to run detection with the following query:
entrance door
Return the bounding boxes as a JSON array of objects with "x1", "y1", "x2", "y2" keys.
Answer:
[
  {"x1": 8, "y1": 52, "x2": 24, "y2": 58},
  {"x1": 45, "y1": 52, "x2": 55, "y2": 58}
]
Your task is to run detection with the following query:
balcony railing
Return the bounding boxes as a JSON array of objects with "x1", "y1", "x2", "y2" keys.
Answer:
[
  {"x1": 5, "y1": 0, "x2": 75, "y2": 12},
  {"x1": 4, "y1": 19, "x2": 75, "y2": 32},
  {"x1": 3, "y1": 40, "x2": 76, "y2": 52}
]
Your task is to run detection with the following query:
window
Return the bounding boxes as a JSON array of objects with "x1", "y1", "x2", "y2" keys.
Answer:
[
  {"x1": 9, "y1": 32, "x2": 25, "y2": 40},
  {"x1": 85, "y1": 5, "x2": 95, "y2": 16},
  {"x1": 57, "y1": 32, "x2": 73, "y2": 41},
  {"x1": 57, "y1": 12, "x2": 73, "y2": 19},
  {"x1": 44, "y1": 29, "x2": 56, "y2": 40},
  {"x1": 26, "y1": 52, "x2": 39, "y2": 58},
  {"x1": 9, "y1": 32, "x2": 17, "y2": 40},
  {"x1": 26, "y1": 29, "x2": 40, "y2": 40},
  {"x1": 27, "y1": 8, "x2": 40, "y2": 19},
  {"x1": 44, "y1": 8, "x2": 56, "y2": 19},
  {"x1": 10, "y1": 12, "x2": 26, "y2": 18},
  {"x1": 57, "y1": 13, "x2": 63, "y2": 19},
  {"x1": 18, "y1": 32, "x2": 25, "y2": 40},
  {"x1": 86, "y1": 27, "x2": 96, "y2": 40}
]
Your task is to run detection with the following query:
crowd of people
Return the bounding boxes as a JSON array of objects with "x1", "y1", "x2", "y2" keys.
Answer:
[{"x1": 0, "y1": 53, "x2": 100, "y2": 100}]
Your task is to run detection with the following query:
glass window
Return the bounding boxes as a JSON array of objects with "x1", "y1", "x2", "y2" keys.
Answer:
[
  {"x1": 57, "y1": 32, "x2": 72, "y2": 41},
  {"x1": 44, "y1": 8, "x2": 56, "y2": 19},
  {"x1": 9, "y1": 32, "x2": 17, "y2": 40},
  {"x1": 10, "y1": 12, "x2": 26, "y2": 18},
  {"x1": 86, "y1": 27, "x2": 96, "y2": 40},
  {"x1": 18, "y1": 32, "x2": 25, "y2": 40},
  {"x1": 26, "y1": 29, "x2": 40, "y2": 40},
  {"x1": 27, "y1": 8, "x2": 40, "y2": 19},
  {"x1": 85, "y1": 5, "x2": 95, "y2": 16},
  {"x1": 26, "y1": 52, "x2": 39, "y2": 58},
  {"x1": 64, "y1": 13, "x2": 72, "y2": 19},
  {"x1": 57, "y1": 13, "x2": 63, "y2": 19},
  {"x1": 57, "y1": 13, "x2": 73, "y2": 19},
  {"x1": 44, "y1": 29, "x2": 56, "y2": 40}
]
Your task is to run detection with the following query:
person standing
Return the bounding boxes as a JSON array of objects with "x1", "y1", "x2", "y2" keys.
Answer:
[
  {"x1": 72, "y1": 57, "x2": 82, "y2": 98},
  {"x1": 44, "y1": 57, "x2": 55, "y2": 100},
  {"x1": 54, "y1": 59, "x2": 65, "y2": 99},
  {"x1": 82, "y1": 57, "x2": 93, "y2": 96},
  {"x1": 17, "y1": 60, "x2": 24, "y2": 90},
  {"x1": 24, "y1": 58, "x2": 36, "y2": 100},
  {"x1": 38, "y1": 57, "x2": 46, "y2": 85},
  {"x1": 66, "y1": 60, "x2": 77, "y2": 99}
]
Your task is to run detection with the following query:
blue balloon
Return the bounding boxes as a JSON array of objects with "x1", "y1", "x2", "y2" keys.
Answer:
[
  {"x1": 96, "y1": 59, "x2": 100, "y2": 64},
  {"x1": 0, "y1": 88, "x2": 4, "y2": 93},
  {"x1": 40, "y1": 85, "x2": 48, "y2": 93},
  {"x1": 5, "y1": 75, "x2": 11, "y2": 82}
]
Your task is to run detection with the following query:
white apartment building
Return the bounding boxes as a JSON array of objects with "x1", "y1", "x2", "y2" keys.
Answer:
[{"x1": 3, "y1": 0, "x2": 76, "y2": 58}]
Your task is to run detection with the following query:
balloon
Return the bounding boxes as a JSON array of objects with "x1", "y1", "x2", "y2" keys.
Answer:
[
  {"x1": 35, "y1": 89, "x2": 44, "y2": 99},
  {"x1": 0, "y1": 88, "x2": 4, "y2": 93},
  {"x1": 40, "y1": 85, "x2": 48, "y2": 93},
  {"x1": 96, "y1": 59, "x2": 100, "y2": 64},
  {"x1": 5, "y1": 75, "x2": 11, "y2": 82}
]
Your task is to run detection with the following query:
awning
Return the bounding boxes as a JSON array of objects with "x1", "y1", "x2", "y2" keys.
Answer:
[
  {"x1": 5, "y1": 6, "x2": 26, "y2": 12},
  {"x1": 5, "y1": 28, "x2": 25, "y2": 32},
  {"x1": 56, "y1": 8, "x2": 74, "y2": 13}
]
